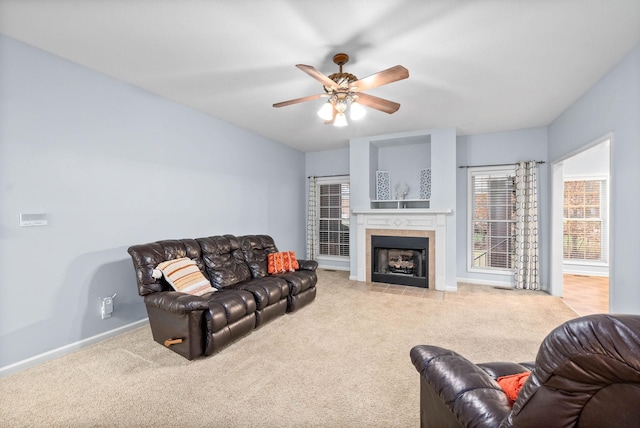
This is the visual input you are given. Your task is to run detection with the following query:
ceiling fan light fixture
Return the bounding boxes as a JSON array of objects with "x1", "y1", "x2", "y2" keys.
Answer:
[
  {"x1": 273, "y1": 53, "x2": 408, "y2": 127},
  {"x1": 334, "y1": 112, "x2": 348, "y2": 127},
  {"x1": 317, "y1": 102, "x2": 334, "y2": 121},
  {"x1": 350, "y1": 101, "x2": 366, "y2": 120}
]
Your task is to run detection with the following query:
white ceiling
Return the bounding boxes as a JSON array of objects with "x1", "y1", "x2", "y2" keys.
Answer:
[{"x1": 1, "y1": 1, "x2": 639, "y2": 152}]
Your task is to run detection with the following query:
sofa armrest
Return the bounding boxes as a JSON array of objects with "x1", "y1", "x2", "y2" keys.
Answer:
[
  {"x1": 143, "y1": 291, "x2": 210, "y2": 315},
  {"x1": 410, "y1": 345, "x2": 512, "y2": 428},
  {"x1": 477, "y1": 362, "x2": 533, "y2": 380},
  {"x1": 297, "y1": 259, "x2": 318, "y2": 271}
]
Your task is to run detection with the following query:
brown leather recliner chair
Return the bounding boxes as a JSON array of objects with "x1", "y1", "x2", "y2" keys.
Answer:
[{"x1": 410, "y1": 314, "x2": 640, "y2": 427}]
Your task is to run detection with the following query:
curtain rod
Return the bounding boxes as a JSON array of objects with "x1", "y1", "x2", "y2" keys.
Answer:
[
  {"x1": 458, "y1": 160, "x2": 546, "y2": 169},
  {"x1": 307, "y1": 174, "x2": 349, "y2": 179}
]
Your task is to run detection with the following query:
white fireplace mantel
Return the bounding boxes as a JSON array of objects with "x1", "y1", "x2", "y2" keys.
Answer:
[
  {"x1": 352, "y1": 209, "x2": 453, "y2": 291},
  {"x1": 352, "y1": 208, "x2": 452, "y2": 216}
]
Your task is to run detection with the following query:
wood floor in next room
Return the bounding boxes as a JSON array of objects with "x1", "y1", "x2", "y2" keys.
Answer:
[
  {"x1": 365, "y1": 274, "x2": 609, "y2": 317},
  {"x1": 562, "y1": 274, "x2": 609, "y2": 316}
]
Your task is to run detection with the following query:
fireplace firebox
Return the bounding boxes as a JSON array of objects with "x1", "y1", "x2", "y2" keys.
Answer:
[{"x1": 371, "y1": 235, "x2": 429, "y2": 288}]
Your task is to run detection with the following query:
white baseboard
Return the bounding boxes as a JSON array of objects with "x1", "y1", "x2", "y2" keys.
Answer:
[
  {"x1": 349, "y1": 275, "x2": 358, "y2": 281},
  {"x1": 0, "y1": 318, "x2": 149, "y2": 378},
  {"x1": 457, "y1": 277, "x2": 550, "y2": 292},
  {"x1": 563, "y1": 268, "x2": 609, "y2": 277},
  {"x1": 456, "y1": 277, "x2": 514, "y2": 288},
  {"x1": 318, "y1": 265, "x2": 350, "y2": 272}
]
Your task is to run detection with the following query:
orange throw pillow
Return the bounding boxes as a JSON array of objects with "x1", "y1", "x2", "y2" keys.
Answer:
[
  {"x1": 268, "y1": 251, "x2": 299, "y2": 274},
  {"x1": 497, "y1": 371, "x2": 531, "y2": 404}
]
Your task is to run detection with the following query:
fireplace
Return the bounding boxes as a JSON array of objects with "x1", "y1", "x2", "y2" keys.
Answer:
[
  {"x1": 354, "y1": 209, "x2": 452, "y2": 291},
  {"x1": 371, "y1": 235, "x2": 429, "y2": 288}
]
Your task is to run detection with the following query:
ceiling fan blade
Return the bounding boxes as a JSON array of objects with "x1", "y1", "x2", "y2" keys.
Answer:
[
  {"x1": 356, "y1": 93, "x2": 401, "y2": 114},
  {"x1": 273, "y1": 93, "x2": 324, "y2": 108},
  {"x1": 296, "y1": 64, "x2": 338, "y2": 90},
  {"x1": 350, "y1": 65, "x2": 409, "y2": 92}
]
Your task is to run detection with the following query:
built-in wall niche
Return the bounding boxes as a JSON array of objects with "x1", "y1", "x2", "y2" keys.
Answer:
[{"x1": 371, "y1": 135, "x2": 431, "y2": 209}]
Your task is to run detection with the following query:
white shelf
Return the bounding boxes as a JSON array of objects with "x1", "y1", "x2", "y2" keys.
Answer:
[{"x1": 370, "y1": 199, "x2": 430, "y2": 209}]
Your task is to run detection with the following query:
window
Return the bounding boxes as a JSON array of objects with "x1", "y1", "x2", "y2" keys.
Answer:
[
  {"x1": 563, "y1": 179, "x2": 606, "y2": 261},
  {"x1": 468, "y1": 168, "x2": 516, "y2": 272},
  {"x1": 318, "y1": 177, "x2": 350, "y2": 257}
]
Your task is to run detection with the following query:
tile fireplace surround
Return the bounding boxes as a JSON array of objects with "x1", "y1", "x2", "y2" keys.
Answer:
[{"x1": 353, "y1": 209, "x2": 452, "y2": 291}]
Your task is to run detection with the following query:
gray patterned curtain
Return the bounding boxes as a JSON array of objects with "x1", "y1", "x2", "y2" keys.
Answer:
[
  {"x1": 306, "y1": 176, "x2": 318, "y2": 260},
  {"x1": 514, "y1": 161, "x2": 539, "y2": 290}
]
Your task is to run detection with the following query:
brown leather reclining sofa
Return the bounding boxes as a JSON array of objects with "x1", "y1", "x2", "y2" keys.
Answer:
[
  {"x1": 128, "y1": 234, "x2": 317, "y2": 360},
  {"x1": 410, "y1": 314, "x2": 640, "y2": 427}
]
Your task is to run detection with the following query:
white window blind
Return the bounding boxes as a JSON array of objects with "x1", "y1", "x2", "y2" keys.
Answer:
[
  {"x1": 469, "y1": 168, "x2": 516, "y2": 271},
  {"x1": 318, "y1": 180, "x2": 350, "y2": 257},
  {"x1": 563, "y1": 179, "x2": 606, "y2": 261}
]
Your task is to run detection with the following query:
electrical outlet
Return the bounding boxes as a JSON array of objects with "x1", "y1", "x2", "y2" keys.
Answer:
[{"x1": 101, "y1": 295, "x2": 114, "y2": 319}]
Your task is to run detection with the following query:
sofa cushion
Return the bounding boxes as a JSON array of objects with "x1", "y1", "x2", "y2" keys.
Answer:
[
  {"x1": 240, "y1": 235, "x2": 271, "y2": 278},
  {"x1": 128, "y1": 238, "x2": 205, "y2": 296},
  {"x1": 268, "y1": 251, "x2": 299, "y2": 274},
  {"x1": 230, "y1": 276, "x2": 290, "y2": 310},
  {"x1": 197, "y1": 235, "x2": 252, "y2": 288},
  {"x1": 257, "y1": 235, "x2": 279, "y2": 253},
  {"x1": 275, "y1": 270, "x2": 316, "y2": 295},
  {"x1": 155, "y1": 257, "x2": 215, "y2": 296}
]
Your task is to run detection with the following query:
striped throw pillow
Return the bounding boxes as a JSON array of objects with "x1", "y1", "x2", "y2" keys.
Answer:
[
  {"x1": 155, "y1": 257, "x2": 215, "y2": 296},
  {"x1": 268, "y1": 251, "x2": 299, "y2": 274}
]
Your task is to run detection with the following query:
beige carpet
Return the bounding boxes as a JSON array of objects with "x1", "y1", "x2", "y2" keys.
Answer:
[{"x1": 0, "y1": 270, "x2": 578, "y2": 427}]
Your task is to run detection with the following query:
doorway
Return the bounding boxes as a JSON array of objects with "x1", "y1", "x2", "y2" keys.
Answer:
[
  {"x1": 562, "y1": 274, "x2": 608, "y2": 315},
  {"x1": 550, "y1": 135, "x2": 611, "y2": 315}
]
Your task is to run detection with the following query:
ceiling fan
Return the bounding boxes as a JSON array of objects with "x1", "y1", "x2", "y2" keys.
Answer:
[{"x1": 273, "y1": 53, "x2": 409, "y2": 126}]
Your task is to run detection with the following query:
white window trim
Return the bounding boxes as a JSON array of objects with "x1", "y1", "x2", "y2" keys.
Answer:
[
  {"x1": 316, "y1": 175, "x2": 350, "y2": 260},
  {"x1": 316, "y1": 175, "x2": 349, "y2": 184},
  {"x1": 562, "y1": 175, "x2": 609, "y2": 264},
  {"x1": 316, "y1": 255, "x2": 349, "y2": 262},
  {"x1": 467, "y1": 166, "x2": 516, "y2": 275}
]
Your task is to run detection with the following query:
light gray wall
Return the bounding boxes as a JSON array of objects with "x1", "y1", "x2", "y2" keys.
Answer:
[
  {"x1": 430, "y1": 128, "x2": 458, "y2": 290},
  {"x1": 305, "y1": 148, "x2": 350, "y2": 270},
  {"x1": 456, "y1": 128, "x2": 549, "y2": 287},
  {"x1": 548, "y1": 43, "x2": 640, "y2": 314},
  {"x1": 305, "y1": 148, "x2": 350, "y2": 177},
  {"x1": 0, "y1": 35, "x2": 307, "y2": 368},
  {"x1": 347, "y1": 137, "x2": 374, "y2": 278},
  {"x1": 377, "y1": 142, "x2": 430, "y2": 200},
  {"x1": 562, "y1": 141, "x2": 609, "y2": 177}
]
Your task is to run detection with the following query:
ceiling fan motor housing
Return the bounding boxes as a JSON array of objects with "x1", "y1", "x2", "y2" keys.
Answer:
[{"x1": 325, "y1": 53, "x2": 357, "y2": 91}]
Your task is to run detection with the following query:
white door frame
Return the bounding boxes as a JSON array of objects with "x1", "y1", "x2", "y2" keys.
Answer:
[{"x1": 549, "y1": 133, "x2": 612, "y2": 307}]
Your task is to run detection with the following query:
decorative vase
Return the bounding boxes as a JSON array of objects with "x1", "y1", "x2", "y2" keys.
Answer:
[{"x1": 396, "y1": 182, "x2": 409, "y2": 200}]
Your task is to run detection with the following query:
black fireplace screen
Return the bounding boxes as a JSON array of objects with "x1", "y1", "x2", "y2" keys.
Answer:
[{"x1": 371, "y1": 235, "x2": 428, "y2": 288}]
